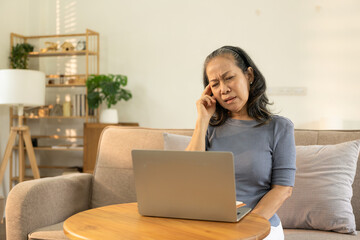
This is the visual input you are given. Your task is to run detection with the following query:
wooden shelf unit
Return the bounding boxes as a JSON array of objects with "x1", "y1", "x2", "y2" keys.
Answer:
[
  {"x1": 9, "y1": 29, "x2": 100, "y2": 188},
  {"x1": 16, "y1": 115, "x2": 96, "y2": 119}
]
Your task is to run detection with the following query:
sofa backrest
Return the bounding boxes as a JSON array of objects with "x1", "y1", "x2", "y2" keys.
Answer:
[
  {"x1": 91, "y1": 127, "x2": 360, "y2": 229},
  {"x1": 91, "y1": 127, "x2": 193, "y2": 208}
]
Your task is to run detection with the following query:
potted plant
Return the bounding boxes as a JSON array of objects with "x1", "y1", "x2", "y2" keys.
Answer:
[
  {"x1": 9, "y1": 43, "x2": 34, "y2": 69},
  {"x1": 86, "y1": 74, "x2": 132, "y2": 123}
]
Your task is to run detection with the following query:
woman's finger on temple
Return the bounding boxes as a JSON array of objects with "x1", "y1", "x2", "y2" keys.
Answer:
[
  {"x1": 203, "y1": 95, "x2": 216, "y2": 104},
  {"x1": 203, "y1": 95, "x2": 215, "y2": 107},
  {"x1": 202, "y1": 84, "x2": 213, "y2": 97}
]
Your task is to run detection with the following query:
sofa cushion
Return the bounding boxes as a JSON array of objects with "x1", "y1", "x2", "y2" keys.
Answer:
[
  {"x1": 163, "y1": 132, "x2": 192, "y2": 150},
  {"x1": 317, "y1": 130, "x2": 360, "y2": 230},
  {"x1": 278, "y1": 140, "x2": 360, "y2": 234},
  {"x1": 28, "y1": 222, "x2": 68, "y2": 240},
  {"x1": 284, "y1": 229, "x2": 360, "y2": 240}
]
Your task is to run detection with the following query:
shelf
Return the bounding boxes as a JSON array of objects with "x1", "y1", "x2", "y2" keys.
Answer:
[
  {"x1": 25, "y1": 165, "x2": 81, "y2": 170},
  {"x1": 13, "y1": 115, "x2": 95, "y2": 119},
  {"x1": 32, "y1": 135, "x2": 84, "y2": 139},
  {"x1": 46, "y1": 74, "x2": 87, "y2": 87},
  {"x1": 14, "y1": 146, "x2": 83, "y2": 151},
  {"x1": 47, "y1": 74, "x2": 86, "y2": 78},
  {"x1": 11, "y1": 176, "x2": 37, "y2": 182},
  {"x1": 29, "y1": 50, "x2": 97, "y2": 57},
  {"x1": 25, "y1": 30, "x2": 99, "y2": 39},
  {"x1": 46, "y1": 84, "x2": 86, "y2": 87}
]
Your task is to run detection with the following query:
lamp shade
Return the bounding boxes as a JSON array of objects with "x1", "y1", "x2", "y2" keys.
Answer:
[{"x1": 0, "y1": 69, "x2": 45, "y2": 106}]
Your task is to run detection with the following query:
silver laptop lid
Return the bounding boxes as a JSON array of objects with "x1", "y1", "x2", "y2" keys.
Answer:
[{"x1": 132, "y1": 150, "x2": 241, "y2": 222}]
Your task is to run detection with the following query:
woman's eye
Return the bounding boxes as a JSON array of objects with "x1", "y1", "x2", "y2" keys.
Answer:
[
  {"x1": 226, "y1": 76, "x2": 234, "y2": 80},
  {"x1": 211, "y1": 83, "x2": 218, "y2": 87}
]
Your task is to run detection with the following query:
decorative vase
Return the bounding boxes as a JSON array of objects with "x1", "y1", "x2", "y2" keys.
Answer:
[{"x1": 100, "y1": 108, "x2": 118, "y2": 123}]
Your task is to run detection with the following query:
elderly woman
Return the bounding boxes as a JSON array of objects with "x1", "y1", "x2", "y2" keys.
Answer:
[{"x1": 186, "y1": 46, "x2": 296, "y2": 240}]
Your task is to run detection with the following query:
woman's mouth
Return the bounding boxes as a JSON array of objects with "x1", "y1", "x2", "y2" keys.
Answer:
[{"x1": 224, "y1": 96, "x2": 236, "y2": 104}]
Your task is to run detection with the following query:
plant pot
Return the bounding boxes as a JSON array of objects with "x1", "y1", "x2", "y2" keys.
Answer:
[{"x1": 100, "y1": 109, "x2": 118, "y2": 124}]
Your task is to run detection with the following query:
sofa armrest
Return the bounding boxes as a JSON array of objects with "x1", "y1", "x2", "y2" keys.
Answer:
[{"x1": 5, "y1": 173, "x2": 92, "y2": 240}]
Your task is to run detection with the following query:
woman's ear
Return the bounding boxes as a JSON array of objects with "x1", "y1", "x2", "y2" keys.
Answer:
[{"x1": 247, "y1": 67, "x2": 254, "y2": 84}]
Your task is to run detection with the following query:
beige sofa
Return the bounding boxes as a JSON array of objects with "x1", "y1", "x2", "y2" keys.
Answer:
[{"x1": 5, "y1": 127, "x2": 360, "y2": 240}]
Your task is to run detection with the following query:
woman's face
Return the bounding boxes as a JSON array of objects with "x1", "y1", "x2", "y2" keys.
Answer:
[{"x1": 206, "y1": 54, "x2": 253, "y2": 119}]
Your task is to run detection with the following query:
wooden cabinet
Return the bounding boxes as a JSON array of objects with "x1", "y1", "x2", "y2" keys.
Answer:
[
  {"x1": 9, "y1": 30, "x2": 99, "y2": 183},
  {"x1": 83, "y1": 122, "x2": 139, "y2": 173}
]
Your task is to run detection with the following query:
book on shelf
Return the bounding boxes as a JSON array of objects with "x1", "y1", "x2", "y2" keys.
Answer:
[
  {"x1": 82, "y1": 94, "x2": 86, "y2": 117},
  {"x1": 76, "y1": 94, "x2": 80, "y2": 116},
  {"x1": 72, "y1": 94, "x2": 87, "y2": 117},
  {"x1": 79, "y1": 94, "x2": 82, "y2": 116},
  {"x1": 72, "y1": 95, "x2": 76, "y2": 116}
]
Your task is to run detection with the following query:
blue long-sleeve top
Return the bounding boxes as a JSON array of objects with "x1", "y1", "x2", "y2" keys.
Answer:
[{"x1": 206, "y1": 115, "x2": 296, "y2": 227}]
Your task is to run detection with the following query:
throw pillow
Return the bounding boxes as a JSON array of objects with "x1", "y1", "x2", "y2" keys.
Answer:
[
  {"x1": 163, "y1": 133, "x2": 191, "y2": 150},
  {"x1": 277, "y1": 140, "x2": 360, "y2": 234}
]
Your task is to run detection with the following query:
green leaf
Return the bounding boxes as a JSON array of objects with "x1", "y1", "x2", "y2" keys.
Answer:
[
  {"x1": 87, "y1": 92, "x2": 102, "y2": 109},
  {"x1": 86, "y1": 74, "x2": 132, "y2": 109},
  {"x1": 9, "y1": 43, "x2": 34, "y2": 69}
]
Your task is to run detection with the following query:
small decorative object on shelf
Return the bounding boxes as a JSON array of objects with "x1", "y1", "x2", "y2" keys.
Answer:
[
  {"x1": 76, "y1": 40, "x2": 86, "y2": 51},
  {"x1": 60, "y1": 74, "x2": 65, "y2": 84},
  {"x1": 63, "y1": 94, "x2": 71, "y2": 117},
  {"x1": 67, "y1": 78, "x2": 76, "y2": 84},
  {"x1": 50, "y1": 95, "x2": 63, "y2": 116},
  {"x1": 40, "y1": 41, "x2": 58, "y2": 53},
  {"x1": 24, "y1": 106, "x2": 41, "y2": 118},
  {"x1": 38, "y1": 106, "x2": 50, "y2": 117},
  {"x1": 61, "y1": 42, "x2": 75, "y2": 51}
]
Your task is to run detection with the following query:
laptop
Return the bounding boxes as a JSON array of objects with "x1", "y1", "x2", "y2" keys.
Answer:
[{"x1": 131, "y1": 150, "x2": 251, "y2": 222}]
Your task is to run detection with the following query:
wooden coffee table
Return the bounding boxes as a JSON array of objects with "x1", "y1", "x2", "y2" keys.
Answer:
[{"x1": 64, "y1": 202, "x2": 270, "y2": 240}]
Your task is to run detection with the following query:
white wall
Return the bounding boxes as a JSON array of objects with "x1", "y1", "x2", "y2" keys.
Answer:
[
  {"x1": 1, "y1": 0, "x2": 360, "y2": 196},
  {"x1": 27, "y1": 0, "x2": 360, "y2": 129}
]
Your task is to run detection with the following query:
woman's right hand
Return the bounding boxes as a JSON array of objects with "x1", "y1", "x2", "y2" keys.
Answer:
[
  {"x1": 186, "y1": 84, "x2": 215, "y2": 151},
  {"x1": 196, "y1": 84, "x2": 216, "y2": 122}
]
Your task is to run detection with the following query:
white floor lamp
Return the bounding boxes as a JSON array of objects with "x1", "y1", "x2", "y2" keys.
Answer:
[{"x1": 0, "y1": 69, "x2": 45, "y2": 187}]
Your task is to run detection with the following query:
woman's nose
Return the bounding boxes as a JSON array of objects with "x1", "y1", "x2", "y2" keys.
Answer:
[{"x1": 220, "y1": 82, "x2": 230, "y2": 94}]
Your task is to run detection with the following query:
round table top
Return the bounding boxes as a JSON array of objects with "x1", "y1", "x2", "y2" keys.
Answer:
[{"x1": 64, "y1": 202, "x2": 270, "y2": 240}]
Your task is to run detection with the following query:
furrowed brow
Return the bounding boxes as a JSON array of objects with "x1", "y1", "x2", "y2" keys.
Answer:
[
  {"x1": 209, "y1": 71, "x2": 231, "y2": 82},
  {"x1": 221, "y1": 71, "x2": 231, "y2": 78}
]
